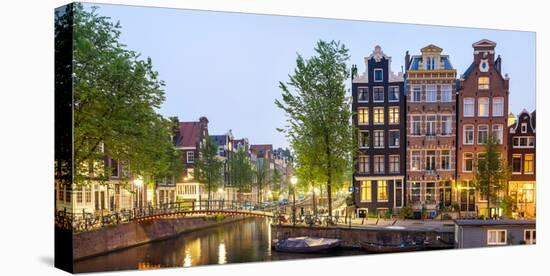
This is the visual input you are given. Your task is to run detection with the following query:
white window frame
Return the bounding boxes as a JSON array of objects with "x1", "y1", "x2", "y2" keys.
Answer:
[
  {"x1": 463, "y1": 153, "x2": 474, "y2": 172},
  {"x1": 373, "y1": 87, "x2": 384, "y2": 102},
  {"x1": 440, "y1": 85, "x2": 452, "y2": 102},
  {"x1": 359, "y1": 130, "x2": 370, "y2": 149},
  {"x1": 186, "y1": 151, "x2": 195, "y2": 163},
  {"x1": 374, "y1": 69, "x2": 383, "y2": 82},
  {"x1": 521, "y1": 123, "x2": 527, "y2": 133},
  {"x1": 357, "y1": 87, "x2": 369, "y2": 103},
  {"x1": 389, "y1": 155, "x2": 400, "y2": 173},
  {"x1": 412, "y1": 86, "x2": 422, "y2": 102},
  {"x1": 358, "y1": 107, "x2": 369, "y2": 125},
  {"x1": 389, "y1": 130, "x2": 400, "y2": 148},
  {"x1": 492, "y1": 124, "x2": 503, "y2": 144},
  {"x1": 463, "y1": 125, "x2": 474, "y2": 145},
  {"x1": 440, "y1": 115, "x2": 452, "y2": 136},
  {"x1": 389, "y1": 86, "x2": 400, "y2": 102},
  {"x1": 373, "y1": 107, "x2": 384, "y2": 125},
  {"x1": 487, "y1": 229, "x2": 507, "y2": 245},
  {"x1": 389, "y1": 106, "x2": 399, "y2": 125},
  {"x1": 412, "y1": 116, "x2": 422, "y2": 136},
  {"x1": 524, "y1": 229, "x2": 536, "y2": 245},
  {"x1": 478, "y1": 125, "x2": 489, "y2": 144},
  {"x1": 426, "y1": 115, "x2": 437, "y2": 136},
  {"x1": 411, "y1": 150, "x2": 422, "y2": 171},
  {"x1": 478, "y1": 97, "x2": 489, "y2": 117},
  {"x1": 464, "y1": 98, "x2": 475, "y2": 117},
  {"x1": 374, "y1": 130, "x2": 385, "y2": 148},
  {"x1": 426, "y1": 85, "x2": 437, "y2": 102},
  {"x1": 373, "y1": 155, "x2": 385, "y2": 174},
  {"x1": 492, "y1": 97, "x2": 504, "y2": 117}
]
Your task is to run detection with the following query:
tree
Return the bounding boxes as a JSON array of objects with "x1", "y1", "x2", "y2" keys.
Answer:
[
  {"x1": 473, "y1": 134, "x2": 511, "y2": 218},
  {"x1": 270, "y1": 168, "x2": 283, "y2": 201},
  {"x1": 229, "y1": 147, "x2": 254, "y2": 202},
  {"x1": 194, "y1": 137, "x2": 224, "y2": 209},
  {"x1": 276, "y1": 40, "x2": 354, "y2": 217},
  {"x1": 68, "y1": 4, "x2": 181, "y2": 187},
  {"x1": 254, "y1": 156, "x2": 271, "y2": 205}
]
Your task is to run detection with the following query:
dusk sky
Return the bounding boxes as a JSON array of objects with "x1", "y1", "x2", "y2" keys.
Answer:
[{"x1": 87, "y1": 3, "x2": 536, "y2": 149}]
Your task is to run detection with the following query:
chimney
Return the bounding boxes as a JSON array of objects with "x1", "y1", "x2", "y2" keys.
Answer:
[
  {"x1": 495, "y1": 55, "x2": 502, "y2": 73},
  {"x1": 405, "y1": 51, "x2": 410, "y2": 71}
]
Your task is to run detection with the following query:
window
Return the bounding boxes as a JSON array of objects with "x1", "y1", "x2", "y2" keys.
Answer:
[
  {"x1": 478, "y1": 98, "x2": 489, "y2": 117},
  {"x1": 426, "y1": 115, "x2": 437, "y2": 136},
  {"x1": 426, "y1": 183, "x2": 436, "y2": 202},
  {"x1": 520, "y1": 183, "x2": 535, "y2": 203},
  {"x1": 426, "y1": 151, "x2": 436, "y2": 171},
  {"x1": 478, "y1": 125, "x2": 489, "y2": 144},
  {"x1": 374, "y1": 156, "x2": 384, "y2": 174},
  {"x1": 358, "y1": 156, "x2": 369, "y2": 173},
  {"x1": 360, "y1": 181, "x2": 372, "y2": 202},
  {"x1": 373, "y1": 107, "x2": 384, "y2": 124},
  {"x1": 521, "y1": 123, "x2": 527, "y2": 133},
  {"x1": 389, "y1": 130, "x2": 400, "y2": 148},
  {"x1": 464, "y1": 153, "x2": 473, "y2": 172},
  {"x1": 478, "y1": 77, "x2": 490, "y2": 90},
  {"x1": 411, "y1": 151, "x2": 422, "y2": 171},
  {"x1": 513, "y1": 136, "x2": 535, "y2": 148},
  {"x1": 110, "y1": 159, "x2": 119, "y2": 177},
  {"x1": 358, "y1": 108, "x2": 369, "y2": 125},
  {"x1": 464, "y1": 98, "x2": 475, "y2": 117},
  {"x1": 377, "y1": 180, "x2": 388, "y2": 201},
  {"x1": 492, "y1": 124, "x2": 503, "y2": 144},
  {"x1": 487, "y1": 230, "x2": 507, "y2": 245},
  {"x1": 440, "y1": 85, "x2": 452, "y2": 102},
  {"x1": 58, "y1": 188, "x2": 64, "y2": 202},
  {"x1": 395, "y1": 180, "x2": 403, "y2": 207},
  {"x1": 493, "y1": 97, "x2": 504, "y2": 116},
  {"x1": 76, "y1": 190, "x2": 83, "y2": 203},
  {"x1": 359, "y1": 131, "x2": 370, "y2": 148},
  {"x1": 524, "y1": 154, "x2": 534, "y2": 174},
  {"x1": 524, "y1": 229, "x2": 536, "y2": 245},
  {"x1": 412, "y1": 86, "x2": 422, "y2": 102},
  {"x1": 187, "y1": 151, "x2": 195, "y2": 163},
  {"x1": 389, "y1": 87, "x2": 399, "y2": 102},
  {"x1": 374, "y1": 130, "x2": 384, "y2": 148},
  {"x1": 512, "y1": 154, "x2": 522, "y2": 174},
  {"x1": 426, "y1": 85, "x2": 437, "y2": 102},
  {"x1": 411, "y1": 182, "x2": 421, "y2": 202},
  {"x1": 373, "y1": 87, "x2": 384, "y2": 102},
  {"x1": 374, "y1": 69, "x2": 383, "y2": 82},
  {"x1": 85, "y1": 188, "x2": 92, "y2": 203},
  {"x1": 412, "y1": 116, "x2": 422, "y2": 135},
  {"x1": 441, "y1": 115, "x2": 452, "y2": 135},
  {"x1": 389, "y1": 107, "x2": 399, "y2": 124},
  {"x1": 358, "y1": 87, "x2": 368, "y2": 102},
  {"x1": 389, "y1": 155, "x2": 400, "y2": 173},
  {"x1": 463, "y1": 125, "x2": 474, "y2": 145},
  {"x1": 440, "y1": 150, "x2": 451, "y2": 170}
]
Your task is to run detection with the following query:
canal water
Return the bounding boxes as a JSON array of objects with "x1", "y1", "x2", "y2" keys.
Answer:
[{"x1": 74, "y1": 217, "x2": 368, "y2": 273}]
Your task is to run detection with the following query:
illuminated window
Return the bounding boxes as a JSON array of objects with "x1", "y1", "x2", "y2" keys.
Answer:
[
  {"x1": 488, "y1": 230, "x2": 507, "y2": 245},
  {"x1": 360, "y1": 180, "x2": 372, "y2": 202},
  {"x1": 519, "y1": 183, "x2": 535, "y2": 203},
  {"x1": 377, "y1": 181, "x2": 388, "y2": 202},
  {"x1": 358, "y1": 108, "x2": 369, "y2": 125},
  {"x1": 373, "y1": 107, "x2": 384, "y2": 124},
  {"x1": 524, "y1": 154, "x2": 534, "y2": 174},
  {"x1": 478, "y1": 77, "x2": 490, "y2": 90},
  {"x1": 411, "y1": 151, "x2": 422, "y2": 171},
  {"x1": 411, "y1": 182, "x2": 421, "y2": 202},
  {"x1": 358, "y1": 87, "x2": 368, "y2": 102},
  {"x1": 478, "y1": 98, "x2": 489, "y2": 117},
  {"x1": 389, "y1": 107, "x2": 399, "y2": 124},
  {"x1": 426, "y1": 183, "x2": 436, "y2": 202}
]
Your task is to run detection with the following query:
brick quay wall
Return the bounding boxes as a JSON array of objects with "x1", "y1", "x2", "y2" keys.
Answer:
[{"x1": 73, "y1": 215, "x2": 247, "y2": 260}]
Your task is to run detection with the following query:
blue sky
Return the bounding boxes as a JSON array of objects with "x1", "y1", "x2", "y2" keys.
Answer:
[{"x1": 86, "y1": 4, "x2": 536, "y2": 149}]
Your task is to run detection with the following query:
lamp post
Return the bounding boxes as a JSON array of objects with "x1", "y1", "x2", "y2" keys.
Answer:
[
  {"x1": 290, "y1": 176, "x2": 298, "y2": 226},
  {"x1": 456, "y1": 183, "x2": 462, "y2": 219}
]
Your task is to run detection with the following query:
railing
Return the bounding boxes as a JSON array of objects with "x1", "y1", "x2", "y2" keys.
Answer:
[{"x1": 56, "y1": 200, "x2": 277, "y2": 233}]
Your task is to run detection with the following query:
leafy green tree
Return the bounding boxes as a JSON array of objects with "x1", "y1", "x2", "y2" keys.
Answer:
[
  {"x1": 473, "y1": 134, "x2": 511, "y2": 218},
  {"x1": 254, "y1": 157, "x2": 271, "y2": 205},
  {"x1": 194, "y1": 137, "x2": 224, "y2": 208},
  {"x1": 229, "y1": 147, "x2": 254, "y2": 202},
  {"x1": 276, "y1": 40, "x2": 354, "y2": 217},
  {"x1": 270, "y1": 168, "x2": 283, "y2": 200},
  {"x1": 68, "y1": 4, "x2": 181, "y2": 188}
]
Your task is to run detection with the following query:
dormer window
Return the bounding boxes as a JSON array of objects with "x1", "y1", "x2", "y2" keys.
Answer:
[
  {"x1": 374, "y1": 69, "x2": 383, "y2": 82},
  {"x1": 521, "y1": 123, "x2": 527, "y2": 133},
  {"x1": 426, "y1": 56, "x2": 436, "y2": 70}
]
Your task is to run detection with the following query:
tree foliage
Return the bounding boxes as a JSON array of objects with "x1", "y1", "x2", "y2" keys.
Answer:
[
  {"x1": 275, "y1": 40, "x2": 354, "y2": 216},
  {"x1": 69, "y1": 4, "x2": 182, "y2": 185},
  {"x1": 194, "y1": 137, "x2": 224, "y2": 203},
  {"x1": 229, "y1": 147, "x2": 254, "y2": 200}
]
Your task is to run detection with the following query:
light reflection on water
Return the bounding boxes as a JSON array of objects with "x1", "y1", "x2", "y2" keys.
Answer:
[{"x1": 74, "y1": 217, "x2": 367, "y2": 273}]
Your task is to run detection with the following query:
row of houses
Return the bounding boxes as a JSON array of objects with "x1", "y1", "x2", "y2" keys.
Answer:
[
  {"x1": 56, "y1": 117, "x2": 293, "y2": 215},
  {"x1": 352, "y1": 39, "x2": 535, "y2": 219}
]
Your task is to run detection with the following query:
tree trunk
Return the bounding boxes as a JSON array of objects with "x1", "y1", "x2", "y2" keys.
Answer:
[{"x1": 325, "y1": 135, "x2": 332, "y2": 217}]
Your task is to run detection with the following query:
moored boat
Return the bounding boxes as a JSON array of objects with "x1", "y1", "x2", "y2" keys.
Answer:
[{"x1": 272, "y1": 237, "x2": 342, "y2": 253}]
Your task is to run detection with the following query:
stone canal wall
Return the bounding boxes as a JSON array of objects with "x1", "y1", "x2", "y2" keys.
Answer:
[
  {"x1": 272, "y1": 225, "x2": 454, "y2": 248},
  {"x1": 73, "y1": 215, "x2": 247, "y2": 260}
]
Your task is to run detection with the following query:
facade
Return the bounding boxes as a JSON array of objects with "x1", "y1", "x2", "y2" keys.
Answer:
[
  {"x1": 250, "y1": 144, "x2": 274, "y2": 203},
  {"x1": 457, "y1": 39, "x2": 510, "y2": 216},
  {"x1": 174, "y1": 117, "x2": 210, "y2": 201},
  {"x1": 405, "y1": 45, "x2": 457, "y2": 217},
  {"x1": 211, "y1": 130, "x2": 235, "y2": 200},
  {"x1": 352, "y1": 46, "x2": 406, "y2": 216},
  {"x1": 508, "y1": 110, "x2": 536, "y2": 218},
  {"x1": 454, "y1": 219, "x2": 536, "y2": 248}
]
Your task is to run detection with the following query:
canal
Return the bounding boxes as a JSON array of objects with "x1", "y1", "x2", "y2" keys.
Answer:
[{"x1": 74, "y1": 217, "x2": 367, "y2": 273}]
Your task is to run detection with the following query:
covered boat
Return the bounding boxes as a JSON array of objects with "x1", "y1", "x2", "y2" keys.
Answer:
[
  {"x1": 273, "y1": 237, "x2": 342, "y2": 253},
  {"x1": 361, "y1": 241, "x2": 428, "y2": 253}
]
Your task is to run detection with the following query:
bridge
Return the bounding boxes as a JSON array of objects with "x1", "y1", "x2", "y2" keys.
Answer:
[{"x1": 56, "y1": 200, "x2": 276, "y2": 232}]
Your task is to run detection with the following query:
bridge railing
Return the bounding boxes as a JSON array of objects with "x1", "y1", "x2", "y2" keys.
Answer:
[{"x1": 56, "y1": 200, "x2": 277, "y2": 233}]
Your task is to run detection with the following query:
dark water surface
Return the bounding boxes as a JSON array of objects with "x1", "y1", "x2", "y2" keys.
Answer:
[{"x1": 74, "y1": 217, "x2": 367, "y2": 273}]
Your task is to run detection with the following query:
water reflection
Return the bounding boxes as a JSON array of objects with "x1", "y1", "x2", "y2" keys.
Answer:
[{"x1": 74, "y1": 218, "x2": 367, "y2": 273}]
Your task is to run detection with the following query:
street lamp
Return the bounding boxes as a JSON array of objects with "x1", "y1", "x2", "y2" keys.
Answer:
[{"x1": 290, "y1": 176, "x2": 297, "y2": 226}]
